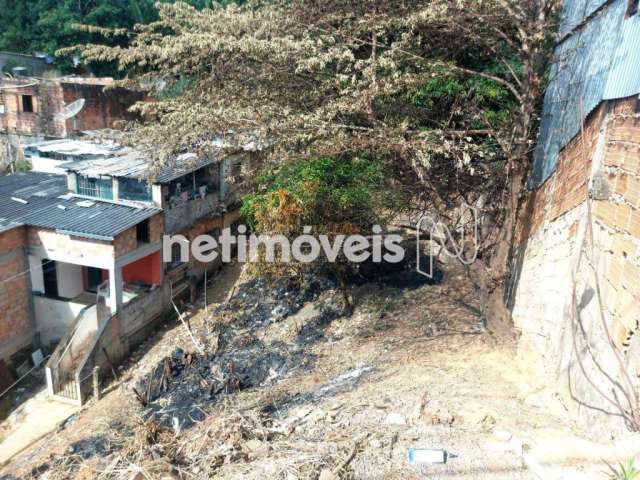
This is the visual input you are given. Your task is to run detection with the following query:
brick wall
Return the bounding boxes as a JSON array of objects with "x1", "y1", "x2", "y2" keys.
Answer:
[
  {"x1": 0, "y1": 83, "x2": 50, "y2": 136},
  {"x1": 0, "y1": 226, "x2": 33, "y2": 361},
  {"x1": 113, "y1": 213, "x2": 164, "y2": 258},
  {"x1": 588, "y1": 98, "x2": 640, "y2": 349},
  {"x1": 511, "y1": 96, "x2": 640, "y2": 433},
  {"x1": 60, "y1": 82, "x2": 144, "y2": 135},
  {"x1": 114, "y1": 227, "x2": 138, "y2": 258},
  {"x1": 0, "y1": 78, "x2": 144, "y2": 138},
  {"x1": 149, "y1": 213, "x2": 164, "y2": 243}
]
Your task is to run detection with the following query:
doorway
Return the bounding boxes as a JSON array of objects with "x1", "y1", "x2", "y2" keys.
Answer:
[
  {"x1": 42, "y1": 260, "x2": 58, "y2": 297},
  {"x1": 85, "y1": 267, "x2": 103, "y2": 293}
]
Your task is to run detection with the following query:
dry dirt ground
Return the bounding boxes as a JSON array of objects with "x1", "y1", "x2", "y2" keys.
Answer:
[{"x1": 1, "y1": 264, "x2": 638, "y2": 480}]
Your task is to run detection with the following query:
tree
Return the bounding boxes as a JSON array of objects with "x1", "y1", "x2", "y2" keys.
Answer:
[
  {"x1": 241, "y1": 154, "x2": 406, "y2": 312},
  {"x1": 73, "y1": 0, "x2": 561, "y2": 329},
  {"x1": 0, "y1": 0, "x2": 237, "y2": 76}
]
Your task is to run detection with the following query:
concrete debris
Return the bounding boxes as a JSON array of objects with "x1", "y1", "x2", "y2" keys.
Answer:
[
  {"x1": 318, "y1": 469, "x2": 339, "y2": 480},
  {"x1": 384, "y1": 413, "x2": 407, "y2": 426}
]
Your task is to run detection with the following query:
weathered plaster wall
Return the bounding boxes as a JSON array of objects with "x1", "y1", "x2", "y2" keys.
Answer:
[
  {"x1": 511, "y1": 97, "x2": 640, "y2": 432},
  {"x1": 28, "y1": 227, "x2": 114, "y2": 267}
]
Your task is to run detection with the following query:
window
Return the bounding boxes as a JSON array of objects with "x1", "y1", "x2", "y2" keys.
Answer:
[
  {"x1": 136, "y1": 219, "x2": 150, "y2": 244},
  {"x1": 77, "y1": 175, "x2": 113, "y2": 200},
  {"x1": 42, "y1": 260, "x2": 58, "y2": 297},
  {"x1": 21, "y1": 95, "x2": 34, "y2": 113},
  {"x1": 119, "y1": 177, "x2": 152, "y2": 202}
]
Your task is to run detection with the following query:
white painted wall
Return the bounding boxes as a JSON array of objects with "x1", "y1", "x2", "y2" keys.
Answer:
[
  {"x1": 30, "y1": 157, "x2": 68, "y2": 174},
  {"x1": 29, "y1": 255, "x2": 45, "y2": 293},
  {"x1": 30, "y1": 256, "x2": 84, "y2": 299},
  {"x1": 56, "y1": 261, "x2": 84, "y2": 299},
  {"x1": 34, "y1": 296, "x2": 88, "y2": 346}
]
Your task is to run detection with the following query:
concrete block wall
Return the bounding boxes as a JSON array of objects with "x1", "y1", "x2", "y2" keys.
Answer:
[
  {"x1": 0, "y1": 226, "x2": 34, "y2": 362},
  {"x1": 588, "y1": 99, "x2": 640, "y2": 358},
  {"x1": 511, "y1": 97, "x2": 640, "y2": 433}
]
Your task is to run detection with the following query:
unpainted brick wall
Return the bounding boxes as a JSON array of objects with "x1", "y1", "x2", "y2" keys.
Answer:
[
  {"x1": 589, "y1": 98, "x2": 640, "y2": 349},
  {"x1": 511, "y1": 97, "x2": 640, "y2": 432},
  {"x1": 60, "y1": 83, "x2": 144, "y2": 135},
  {"x1": 0, "y1": 78, "x2": 144, "y2": 138},
  {"x1": 113, "y1": 213, "x2": 164, "y2": 258},
  {"x1": 0, "y1": 226, "x2": 33, "y2": 361}
]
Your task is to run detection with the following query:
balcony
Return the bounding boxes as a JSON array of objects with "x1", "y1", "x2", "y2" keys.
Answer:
[{"x1": 164, "y1": 191, "x2": 223, "y2": 234}]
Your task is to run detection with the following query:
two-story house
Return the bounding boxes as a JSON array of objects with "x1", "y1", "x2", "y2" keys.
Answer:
[{"x1": 0, "y1": 134, "x2": 251, "y2": 403}]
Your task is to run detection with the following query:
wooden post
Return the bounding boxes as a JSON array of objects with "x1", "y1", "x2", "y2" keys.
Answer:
[
  {"x1": 204, "y1": 267, "x2": 208, "y2": 314},
  {"x1": 92, "y1": 366, "x2": 101, "y2": 400}
]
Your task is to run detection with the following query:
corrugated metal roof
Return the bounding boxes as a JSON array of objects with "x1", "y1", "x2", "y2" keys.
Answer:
[
  {"x1": 559, "y1": 0, "x2": 610, "y2": 37},
  {"x1": 26, "y1": 138, "x2": 216, "y2": 183},
  {"x1": 531, "y1": 0, "x2": 639, "y2": 186},
  {"x1": 0, "y1": 172, "x2": 159, "y2": 240},
  {"x1": 28, "y1": 139, "x2": 123, "y2": 157},
  {"x1": 603, "y1": 15, "x2": 640, "y2": 99},
  {"x1": 60, "y1": 151, "x2": 214, "y2": 183}
]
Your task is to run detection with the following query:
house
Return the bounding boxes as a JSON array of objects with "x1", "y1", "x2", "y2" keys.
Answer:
[
  {"x1": 0, "y1": 135, "x2": 251, "y2": 404},
  {"x1": 0, "y1": 74, "x2": 145, "y2": 170},
  {"x1": 0, "y1": 75, "x2": 144, "y2": 140},
  {"x1": 509, "y1": 0, "x2": 640, "y2": 432}
]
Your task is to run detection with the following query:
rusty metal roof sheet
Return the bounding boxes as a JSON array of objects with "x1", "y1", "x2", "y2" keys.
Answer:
[{"x1": 26, "y1": 138, "x2": 216, "y2": 183}]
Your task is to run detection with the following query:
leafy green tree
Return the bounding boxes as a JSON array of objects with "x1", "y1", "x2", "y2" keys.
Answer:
[
  {"x1": 0, "y1": 0, "x2": 240, "y2": 75},
  {"x1": 73, "y1": 0, "x2": 561, "y2": 328},
  {"x1": 242, "y1": 154, "x2": 406, "y2": 312}
]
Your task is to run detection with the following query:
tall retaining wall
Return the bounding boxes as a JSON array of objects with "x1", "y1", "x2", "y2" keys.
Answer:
[{"x1": 510, "y1": 97, "x2": 640, "y2": 433}]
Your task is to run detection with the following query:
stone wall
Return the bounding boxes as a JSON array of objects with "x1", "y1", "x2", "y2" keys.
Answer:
[{"x1": 511, "y1": 96, "x2": 640, "y2": 433}]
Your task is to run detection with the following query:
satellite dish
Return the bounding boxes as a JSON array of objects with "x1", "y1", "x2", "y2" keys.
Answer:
[{"x1": 55, "y1": 98, "x2": 85, "y2": 120}]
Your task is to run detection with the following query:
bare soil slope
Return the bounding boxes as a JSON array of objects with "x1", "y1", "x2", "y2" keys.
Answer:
[{"x1": 1, "y1": 265, "x2": 636, "y2": 479}]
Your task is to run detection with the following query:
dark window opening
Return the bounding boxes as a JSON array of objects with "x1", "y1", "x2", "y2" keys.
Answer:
[
  {"x1": 136, "y1": 219, "x2": 150, "y2": 244},
  {"x1": 21, "y1": 95, "x2": 34, "y2": 113},
  {"x1": 627, "y1": 0, "x2": 639, "y2": 16},
  {"x1": 86, "y1": 267, "x2": 103, "y2": 293},
  {"x1": 42, "y1": 260, "x2": 58, "y2": 297},
  {"x1": 168, "y1": 243, "x2": 185, "y2": 270},
  {"x1": 119, "y1": 177, "x2": 152, "y2": 202}
]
